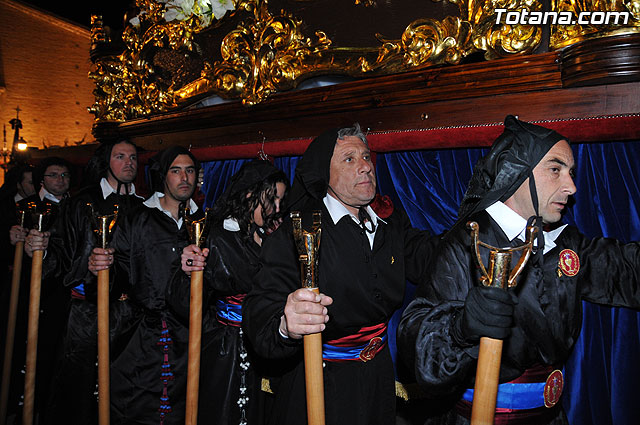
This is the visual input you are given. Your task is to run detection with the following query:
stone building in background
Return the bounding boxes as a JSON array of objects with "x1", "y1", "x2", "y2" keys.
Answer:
[{"x1": 0, "y1": 0, "x2": 95, "y2": 184}]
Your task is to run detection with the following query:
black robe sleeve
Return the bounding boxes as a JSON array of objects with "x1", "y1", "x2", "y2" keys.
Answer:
[
  {"x1": 110, "y1": 210, "x2": 134, "y2": 296},
  {"x1": 166, "y1": 220, "x2": 257, "y2": 320},
  {"x1": 395, "y1": 206, "x2": 440, "y2": 285},
  {"x1": 44, "y1": 188, "x2": 144, "y2": 301},
  {"x1": 47, "y1": 193, "x2": 95, "y2": 286},
  {"x1": 0, "y1": 197, "x2": 18, "y2": 272},
  {"x1": 244, "y1": 203, "x2": 439, "y2": 361},
  {"x1": 13, "y1": 195, "x2": 65, "y2": 281},
  {"x1": 569, "y1": 227, "x2": 640, "y2": 308},
  {"x1": 398, "y1": 218, "x2": 640, "y2": 399},
  {"x1": 242, "y1": 219, "x2": 303, "y2": 359},
  {"x1": 165, "y1": 228, "x2": 224, "y2": 326},
  {"x1": 398, "y1": 227, "x2": 476, "y2": 397}
]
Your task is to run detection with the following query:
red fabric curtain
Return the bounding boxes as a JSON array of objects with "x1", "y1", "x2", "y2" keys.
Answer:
[{"x1": 184, "y1": 114, "x2": 640, "y2": 161}]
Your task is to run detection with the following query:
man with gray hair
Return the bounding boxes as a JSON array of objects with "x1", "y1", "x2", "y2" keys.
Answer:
[{"x1": 243, "y1": 124, "x2": 439, "y2": 425}]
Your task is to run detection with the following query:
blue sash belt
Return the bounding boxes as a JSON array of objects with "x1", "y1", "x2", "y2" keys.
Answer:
[
  {"x1": 462, "y1": 382, "x2": 546, "y2": 410},
  {"x1": 322, "y1": 334, "x2": 387, "y2": 361},
  {"x1": 73, "y1": 283, "x2": 85, "y2": 296},
  {"x1": 215, "y1": 300, "x2": 243, "y2": 324}
]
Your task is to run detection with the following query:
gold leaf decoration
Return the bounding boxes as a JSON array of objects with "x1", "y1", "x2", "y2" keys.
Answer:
[
  {"x1": 90, "y1": 0, "x2": 549, "y2": 119},
  {"x1": 551, "y1": 0, "x2": 640, "y2": 49},
  {"x1": 467, "y1": 0, "x2": 542, "y2": 58},
  {"x1": 372, "y1": 16, "x2": 473, "y2": 71}
]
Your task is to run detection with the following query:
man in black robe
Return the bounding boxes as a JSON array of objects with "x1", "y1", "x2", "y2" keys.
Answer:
[
  {"x1": 33, "y1": 140, "x2": 144, "y2": 425},
  {"x1": 12, "y1": 157, "x2": 72, "y2": 414},
  {"x1": 397, "y1": 115, "x2": 640, "y2": 424},
  {"x1": 90, "y1": 145, "x2": 202, "y2": 425},
  {"x1": 4, "y1": 157, "x2": 71, "y2": 421},
  {"x1": 243, "y1": 124, "x2": 438, "y2": 425},
  {"x1": 1, "y1": 165, "x2": 34, "y2": 355},
  {"x1": 21, "y1": 157, "x2": 73, "y2": 256},
  {"x1": 2, "y1": 165, "x2": 35, "y2": 271}
]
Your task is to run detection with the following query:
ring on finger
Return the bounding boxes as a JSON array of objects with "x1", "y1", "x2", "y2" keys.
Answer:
[{"x1": 186, "y1": 259, "x2": 193, "y2": 266}]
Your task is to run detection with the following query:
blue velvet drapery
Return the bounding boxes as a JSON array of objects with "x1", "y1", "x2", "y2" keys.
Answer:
[{"x1": 199, "y1": 140, "x2": 640, "y2": 424}]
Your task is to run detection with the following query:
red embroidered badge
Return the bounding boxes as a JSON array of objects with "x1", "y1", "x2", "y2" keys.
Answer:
[
  {"x1": 369, "y1": 194, "x2": 393, "y2": 219},
  {"x1": 544, "y1": 369, "x2": 564, "y2": 408},
  {"x1": 558, "y1": 249, "x2": 580, "y2": 277},
  {"x1": 359, "y1": 337, "x2": 383, "y2": 362}
]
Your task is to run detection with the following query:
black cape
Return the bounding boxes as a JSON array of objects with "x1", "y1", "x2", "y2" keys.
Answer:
[
  {"x1": 109, "y1": 202, "x2": 200, "y2": 425},
  {"x1": 398, "y1": 211, "x2": 640, "y2": 424},
  {"x1": 44, "y1": 183, "x2": 144, "y2": 425},
  {"x1": 243, "y1": 129, "x2": 439, "y2": 425}
]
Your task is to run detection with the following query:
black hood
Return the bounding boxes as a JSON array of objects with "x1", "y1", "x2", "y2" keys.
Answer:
[
  {"x1": 223, "y1": 160, "x2": 283, "y2": 199},
  {"x1": 85, "y1": 140, "x2": 138, "y2": 186},
  {"x1": 288, "y1": 128, "x2": 338, "y2": 211},
  {"x1": 458, "y1": 115, "x2": 567, "y2": 222},
  {"x1": 148, "y1": 146, "x2": 199, "y2": 194},
  {"x1": 211, "y1": 160, "x2": 285, "y2": 217}
]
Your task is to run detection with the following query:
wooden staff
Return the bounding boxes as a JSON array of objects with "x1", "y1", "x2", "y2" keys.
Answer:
[
  {"x1": 184, "y1": 211, "x2": 208, "y2": 425},
  {"x1": 185, "y1": 268, "x2": 203, "y2": 425},
  {"x1": 303, "y1": 288, "x2": 325, "y2": 425},
  {"x1": 0, "y1": 210, "x2": 26, "y2": 425},
  {"x1": 23, "y1": 210, "x2": 49, "y2": 425},
  {"x1": 292, "y1": 211, "x2": 325, "y2": 425},
  {"x1": 470, "y1": 252, "x2": 510, "y2": 425},
  {"x1": 97, "y1": 266, "x2": 110, "y2": 425},
  {"x1": 92, "y1": 209, "x2": 118, "y2": 425},
  {"x1": 468, "y1": 222, "x2": 536, "y2": 425}
]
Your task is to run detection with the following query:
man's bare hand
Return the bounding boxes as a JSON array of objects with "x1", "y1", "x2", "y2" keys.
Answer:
[
  {"x1": 88, "y1": 247, "x2": 115, "y2": 276},
  {"x1": 279, "y1": 288, "x2": 333, "y2": 340},
  {"x1": 25, "y1": 229, "x2": 50, "y2": 257},
  {"x1": 181, "y1": 244, "x2": 209, "y2": 276},
  {"x1": 9, "y1": 225, "x2": 27, "y2": 246}
]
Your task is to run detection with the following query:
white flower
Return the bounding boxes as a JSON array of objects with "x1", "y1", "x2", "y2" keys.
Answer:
[
  {"x1": 161, "y1": 0, "x2": 235, "y2": 25},
  {"x1": 194, "y1": 0, "x2": 213, "y2": 27},
  {"x1": 163, "y1": 8, "x2": 179, "y2": 21},
  {"x1": 195, "y1": 0, "x2": 212, "y2": 13},
  {"x1": 164, "y1": 0, "x2": 195, "y2": 21},
  {"x1": 211, "y1": 0, "x2": 234, "y2": 19},
  {"x1": 129, "y1": 11, "x2": 147, "y2": 27}
]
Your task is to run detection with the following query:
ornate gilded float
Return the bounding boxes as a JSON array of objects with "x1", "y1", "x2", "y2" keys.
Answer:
[{"x1": 88, "y1": 0, "x2": 639, "y2": 122}]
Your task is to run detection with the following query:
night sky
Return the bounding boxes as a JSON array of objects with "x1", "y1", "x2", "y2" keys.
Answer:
[{"x1": 24, "y1": 0, "x2": 134, "y2": 30}]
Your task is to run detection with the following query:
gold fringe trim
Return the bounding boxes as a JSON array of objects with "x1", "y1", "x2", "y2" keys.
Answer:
[
  {"x1": 261, "y1": 377, "x2": 273, "y2": 394},
  {"x1": 262, "y1": 377, "x2": 424, "y2": 400}
]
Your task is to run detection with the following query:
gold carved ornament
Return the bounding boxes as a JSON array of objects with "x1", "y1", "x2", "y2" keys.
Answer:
[
  {"x1": 89, "y1": 0, "x2": 230, "y2": 121},
  {"x1": 176, "y1": 0, "x2": 544, "y2": 105},
  {"x1": 89, "y1": 0, "x2": 545, "y2": 119},
  {"x1": 550, "y1": 0, "x2": 640, "y2": 49}
]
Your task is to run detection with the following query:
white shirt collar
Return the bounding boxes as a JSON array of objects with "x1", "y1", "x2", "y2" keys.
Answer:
[
  {"x1": 143, "y1": 192, "x2": 199, "y2": 229},
  {"x1": 39, "y1": 187, "x2": 61, "y2": 204},
  {"x1": 485, "y1": 201, "x2": 567, "y2": 254},
  {"x1": 323, "y1": 193, "x2": 384, "y2": 227},
  {"x1": 323, "y1": 193, "x2": 385, "y2": 249},
  {"x1": 100, "y1": 177, "x2": 141, "y2": 200},
  {"x1": 223, "y1": 217, "x2": 240, "y2": 232},
  {"x1": 14, "y1": 193, "x2": 24, "y2": 202}
]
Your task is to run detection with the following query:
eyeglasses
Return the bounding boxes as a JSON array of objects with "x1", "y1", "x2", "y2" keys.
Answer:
[{"x1": 43, "y1": 173, "x2": 70, "y2": 180}]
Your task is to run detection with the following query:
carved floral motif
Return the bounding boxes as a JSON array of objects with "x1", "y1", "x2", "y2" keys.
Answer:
[
  {"x1": 88, "y1": 0, "x2": 636, "y2": 120},
  {"x1": 551, "y1": 0, "x2": 640, "y2": 48}
]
